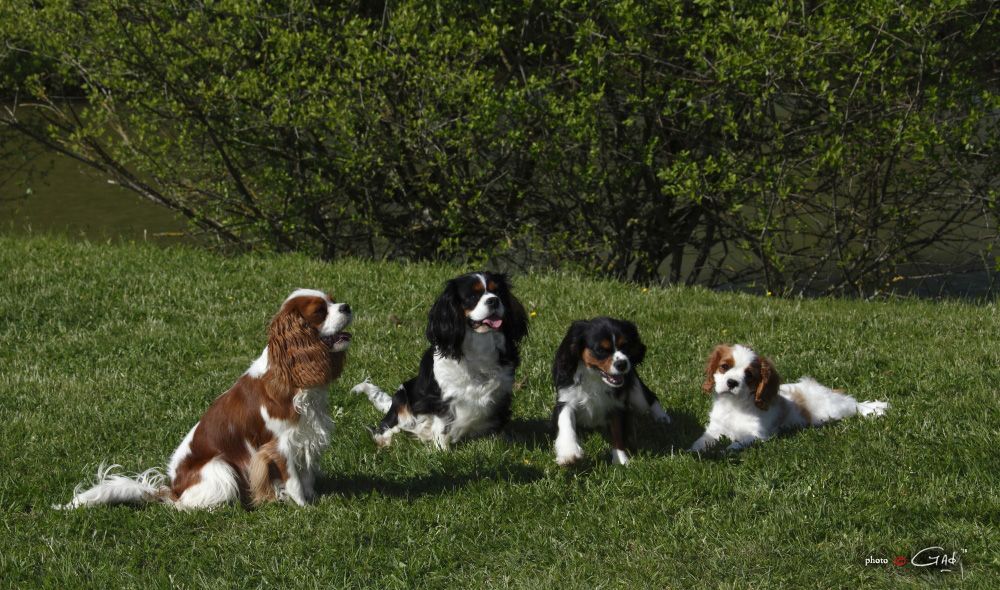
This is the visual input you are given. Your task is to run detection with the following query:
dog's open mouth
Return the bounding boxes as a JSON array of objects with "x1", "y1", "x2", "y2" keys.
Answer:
[
  {"x1": 321, "y1": 332, "x2": 352, "y2": 350},
  {"x1": 469, "y1": 314, "x2": 503, "y2": 331},
  {"x1": 600, "y1": 371, "x2": 625, "y2": 388}
]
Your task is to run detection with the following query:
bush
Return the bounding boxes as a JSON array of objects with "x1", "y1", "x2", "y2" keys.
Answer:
[{"x1": 1, "y1": 1, "x2": 997, "y2": 295}]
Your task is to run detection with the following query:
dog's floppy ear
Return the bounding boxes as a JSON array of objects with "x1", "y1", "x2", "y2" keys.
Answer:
[
  {"x1": 426, "y1": 278, "x2": 465, "y2": 359},
  {"x1": 620, "y1": 319, "x2": 646, "y2": 366},
  {"x1": 552, "y1": 320, "x2": 589, "y2": 389},
  {"x1": 754, "y1": 356, "x2": 781, "y2": 410},
  {"x1": 702, "y1": 345, "x2": 728, "y2": 393},
  {"x1": 496, "y1": 273, "x2": 529, "y2": 347},
  {"x1": 267, "y1": 300, "x2": 332, "y2": 393}
]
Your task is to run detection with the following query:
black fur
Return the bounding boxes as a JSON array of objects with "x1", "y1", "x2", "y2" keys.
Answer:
[
  {"x1": 372, "y1": 272, "x2": 528, "y2": 443},
  {"x1": 550, "y1": 317, "x2": 665, "y2": 463},
  {"x1": 426, "y1": 280, "x2": 468, "y2": 360},
  {"x1": 552, "y1": 317, "x2": 647, "y2": 389}
]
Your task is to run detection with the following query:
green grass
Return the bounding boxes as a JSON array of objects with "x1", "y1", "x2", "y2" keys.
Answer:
[{"x1": 1, "y1": 235, "x2": 997, "y2": 588}]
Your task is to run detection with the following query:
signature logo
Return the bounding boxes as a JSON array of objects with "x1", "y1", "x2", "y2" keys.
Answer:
[{"x1": 865, "y1": 546, "x2": 966, "y2": 575}]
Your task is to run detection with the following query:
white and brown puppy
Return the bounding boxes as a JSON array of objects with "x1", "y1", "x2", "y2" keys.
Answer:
[
  {"x1": 58, "y1": 289, "x2": 352, "y2": 509},
  {"x1": 690, "y1": 344, "x2": 888, "y2": 452},
  {"x1": 552, "y1": 317, "x2": 671, "y2": 466}
]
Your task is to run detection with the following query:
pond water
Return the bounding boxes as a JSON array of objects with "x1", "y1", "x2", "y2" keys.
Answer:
[
  {"x1": 1, "y1": 151, "x2": 190, "y2": 244},
  {"x1": 1, "y1": 148, "x2": 994, "y2": 298}
]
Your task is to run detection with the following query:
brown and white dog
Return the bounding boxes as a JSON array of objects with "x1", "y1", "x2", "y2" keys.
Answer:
[
  {"x1": 690, "y1": 344, "x2": 888, "y2": 452},
  {"x1": 57, "y1": 289, "x2": 352, "y2": 509}
]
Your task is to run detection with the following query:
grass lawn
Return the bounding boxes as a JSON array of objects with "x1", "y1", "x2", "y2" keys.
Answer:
[{"x1": 1, "y1": 235, "x2": 997, "y2": 588}]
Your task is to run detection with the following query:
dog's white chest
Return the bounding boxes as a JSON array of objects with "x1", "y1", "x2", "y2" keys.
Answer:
[
  {"x1": 261, "y1": 387, "x2": 334, "y2": 471},
  {"x1": 434, "y1": 332, "x2": 511, "y2": 401},
  {"x1": 558, "y1": 367, "x2": 624, "y2": 428},
  {"x1": 707, "y1": 395, "x2": 769, "y2": 439},
  {"x1": 433, "y1": 332, "x2": 513, "y2": 432}
]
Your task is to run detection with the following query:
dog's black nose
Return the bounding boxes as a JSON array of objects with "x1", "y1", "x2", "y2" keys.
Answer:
[
  {"x1": 726, "y1": 378, "x2": 739, "y2": 389},
  {"x1": 613, "y1": 359, "x2": 629, "y2": 372},
  {"x1": 339, "y1": 303, "x2": 351, "y2": 315},
  {"x1": 485, "y1": 295, "x2": 499, "y2": 309}
]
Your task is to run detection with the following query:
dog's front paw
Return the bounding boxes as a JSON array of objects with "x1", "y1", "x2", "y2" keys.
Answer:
[
  {"x1": 555, "y1": 444, "x2": 584, "y2": 466},
  {"x1": 610, "y1": 449, "x2": 630, "y2": 466},
  {"x1": 689, "y1": 435, "x2": 716, "y2": 453},
  {"x1": 726, "y1": 440, "x2": 752, "y2": 452}
]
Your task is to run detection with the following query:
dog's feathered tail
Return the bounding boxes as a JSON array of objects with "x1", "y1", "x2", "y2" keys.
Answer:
[
  {"x1": 857, "y1": 400, "x2": 889, "y2": 417},
  {"x1": 351, "y1": 379, "x2": 393, "y2": 413},
  {"x1": 55, "y1": 462, "x2": 171, "y2": 509}
]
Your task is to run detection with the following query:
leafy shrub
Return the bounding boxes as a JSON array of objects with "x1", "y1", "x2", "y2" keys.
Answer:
[{"x1": 1, "y1": 1, "x2": 997, "y2": 295}]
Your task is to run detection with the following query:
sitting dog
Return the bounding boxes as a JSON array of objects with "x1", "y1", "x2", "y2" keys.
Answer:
[
  {"x1": 58, "y1": 289, "x2": 352, "y2": 509},
  {"x1": 551, "y1": 317, "x2": 671, "y2": 466},
  {"x1": 353, "y1": 272, "x2": 528, "y2": 449},
  {"x1": 691, "y1": 344, "x2": 888, "y2": 452}
]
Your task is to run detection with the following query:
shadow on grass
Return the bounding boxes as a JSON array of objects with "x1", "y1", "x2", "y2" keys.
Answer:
[
  {"x1": 317, "y1": 462, "x2": 544, "y2": 499},
  {"x1": 506, "y1": 411, "x2": 709, "y2": 459},
  {"x1": 632, "y1": 409, "x2": 705, "y2": 457},
  {"x1": 506, "y1": 417, "x2": 553, "y2": 451},
  {"x1": 686, "y1": 417, "x2": 875, "y2": 463}
]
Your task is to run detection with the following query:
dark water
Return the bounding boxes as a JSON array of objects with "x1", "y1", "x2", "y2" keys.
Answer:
[
  {"x1": 1, "y1": 152, "x2": 189, "y2": 244},
  {"x1": 1, "y1": 150, "x2": 995, "y2": 298}
]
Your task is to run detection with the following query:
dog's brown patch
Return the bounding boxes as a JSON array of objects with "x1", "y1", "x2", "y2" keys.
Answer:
[
  {"x1": 789, "y1": 388, "x2": 812, "y2": 424},
  {"x1": 702, "y1": 345, "x2": 733, "y2": 392},
  {"x1": 582, "y1": 348, "x2": 614, "y2": 373}
]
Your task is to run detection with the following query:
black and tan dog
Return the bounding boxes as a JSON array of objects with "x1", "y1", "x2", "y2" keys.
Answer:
[{"x1": 551, "y1": 317, "x2": 671, "y2": 466}]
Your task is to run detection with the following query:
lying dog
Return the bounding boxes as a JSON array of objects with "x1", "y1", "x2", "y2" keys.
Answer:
[{"x1": 691, "y1": 344, "x2": 888, "y2": 452}]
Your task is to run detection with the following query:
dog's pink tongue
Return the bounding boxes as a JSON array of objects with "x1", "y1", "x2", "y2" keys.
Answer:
[{"x1": 483, "y1": 317, "x2": 503, "y2": 329}]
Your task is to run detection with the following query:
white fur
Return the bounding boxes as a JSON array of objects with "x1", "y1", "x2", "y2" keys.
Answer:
[
  {"x1": 626, "y1": 380, "x2": 672, "y2": 424},
  {"x1": 610, "y1": 449, "x2": 630, "y2": 466},
  {"x1": 59, "y1": 289, "x2": 345, "y2": 510},
  {"x1": 245, "y1": 347, "x2": 269, "y2": 378},
  {"x1": 174, "y1": 459, "x2": 240, "y2": 510},
  {"x1": 54, "y1": 463, "x2": 166, "y2": 509},
  {"x1": 433, "y1": 330, "x2": 514, "y2": 444},
  {"x1": 350, "y1": 381, "x2": 423, "y2": 448},
  {"x1": 553, "y1": 361, "x2": 640, "y2": 465},
  {"x1": 284, "y1": 288, "x2": 327, "y2": 303},
  {"x1": 554, "y1": 405, "x2": 583, "y2": 465},
  {"x1": 354, "y1": 277, "x2": 515, "y2": 448},
  {"x1": 467, "y1": 273, "x2": 505, "y2": 324},
  {"x1": 167, "y1": 423, "x2": 199, "y2": 479},
  {"x1": 260, "y1": 387, "x2": 334, "y2": 505},
  {"x1": 610, "y1": 350, "x2": 630, "y2": 377},
  {"x1": 691, "y1": 345, "x2": 889, "y2": 452},
  {"x1": 352, "y1": 380, "x2": 393, "y2": 413},
  {"x1": 558, "y1": 363, "x2": 626, "y2": 429},
  {"x1": 353, "y1": 328, "x2": 513, "y2": 449}
]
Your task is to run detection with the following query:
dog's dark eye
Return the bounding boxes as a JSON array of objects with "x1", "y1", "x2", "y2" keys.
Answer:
[
  {"x1": 744, "y1": 369, "x2": 756, "y2": 381},
  {"x1": 719, "y1": 363, "x2": 730, "y2": 371}
]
